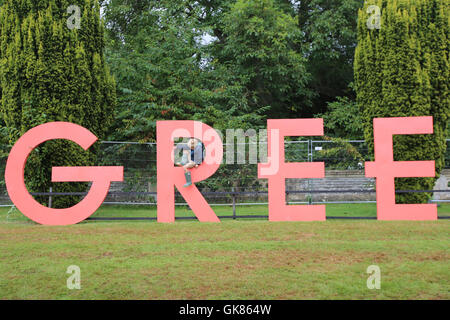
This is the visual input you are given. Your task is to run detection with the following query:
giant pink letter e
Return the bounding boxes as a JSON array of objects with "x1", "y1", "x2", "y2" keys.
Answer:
[
  {"x1": 365, "y1": 117, "x2": 437, "y2": 220},
  {"x1": 258, "y1": 119, "x2": 326, "y2": 221}
]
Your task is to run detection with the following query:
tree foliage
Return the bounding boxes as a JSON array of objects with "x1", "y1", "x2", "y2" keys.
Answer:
[
  {"x1": 355, "y1": 0, "x2": 449, "y2": 203},
  {"x1": 103, "y1": 0, "x2": 262, "y2": 142},
  {"x1": 318, "y1": 95, "x2": 364, "y2": 139},
  {"x1": 298, "y1": 0, "x2": 363, "y2": 115},
  {"x1": 220, "y1": 0, "x2": 313, "y2": 119},
  {"x1": 0, "y1": 0, "x2": 116, "y2": 207}
]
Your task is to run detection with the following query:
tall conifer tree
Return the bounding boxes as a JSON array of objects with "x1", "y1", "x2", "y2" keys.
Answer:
[
  {"x1": 0, "y1": 0, "x2": 116, "y2": 207},
  {"x1": 355, "y1": 0, "x2": 449, "y2": 203}
]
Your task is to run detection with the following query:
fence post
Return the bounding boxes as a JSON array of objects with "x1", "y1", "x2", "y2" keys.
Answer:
[
  {"x1": 308, "y1": 140, "x2": 313, "y2": 203},
  {"x1": 232, "y1": 187, "x2": 236, "y2": 220},
  {"x1": 48, "y1": 187, "x2": 52, "y2": 208}
]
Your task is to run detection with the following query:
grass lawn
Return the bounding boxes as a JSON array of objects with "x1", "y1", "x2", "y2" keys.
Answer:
[
  {"x1": 91, "y1": 202, "x2": 450, "y2": 219},
  {"x1": 0, "y1": 204, "x2": 448, "y2": 299}
]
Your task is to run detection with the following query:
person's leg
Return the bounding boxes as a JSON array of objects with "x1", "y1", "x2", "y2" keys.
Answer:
[
  {"x1": 183, "y1": 161, "x2": 196, "y2": 172},
  {"x1": 182, "y1": 161, "x2": 196, "y2": 187},
  {"x1": 176, "y1": 150, "x2": 190, "y2": 167}
]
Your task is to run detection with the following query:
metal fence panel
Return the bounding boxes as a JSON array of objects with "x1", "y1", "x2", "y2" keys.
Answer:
[{"x1": 0, "y1": 139, "x2": 449, "y2": 207}]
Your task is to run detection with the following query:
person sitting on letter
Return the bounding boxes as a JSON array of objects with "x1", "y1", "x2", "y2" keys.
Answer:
[{"x1": 174, "y1": 138, "x2": 204, "y2": 187}]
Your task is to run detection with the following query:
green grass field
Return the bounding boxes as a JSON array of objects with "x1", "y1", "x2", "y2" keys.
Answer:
[
  {"x1": 0, "y1": 204, "x2": 449, "y2": 299},
  {"x1": 91, "y1": 202, "x2": 450, "y2": 219}
]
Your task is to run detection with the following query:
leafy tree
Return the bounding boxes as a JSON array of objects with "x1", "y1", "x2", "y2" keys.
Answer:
[
  {"x1": 318, "y1": 95, "x2": 364, "y2": 139},
  {"x1": 220, "y1": 0, "x2": 313, "y2": 119},
  {"x1": 298, "y1": 0, "x2": 363, "y2": 115},
  {"x1": 102, "y1": 0, "x2": 263, "y2": 193},
  {"x1": 355, "y1": 0, "x2": 449, "y2": 203},
  {"x1": 101, "y1": 0, "x2": 367, "y2": 193},
  {"x1": 0, "y1": 118, "x2": 8, "y2": 189},
  {"x1": 194, "y1": 0, "x2": 364, "y2": 117},
  {"x1": 315, "y1": 136, "x2": 366, "y2": 170},
  {"x1": 0, "y1": 0, "x2": 116, "y2": 207},
  {"x1": 103, "y1": 0, "x2": 265, "y2": 143},
  {"x1": 104, "y1": 0, "x2": 202, "y2": 141},
  {"x1": 104, "y1": 0, "x2": 365, "y2": 135}
]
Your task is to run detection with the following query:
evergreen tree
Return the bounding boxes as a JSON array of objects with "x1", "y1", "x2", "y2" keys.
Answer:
[
  {"x1": 0, "y1": 0, "x2": 116, "y2": 207},
  {"x1": 355, "y1": 0, "x2": 449, "y2": 203}
]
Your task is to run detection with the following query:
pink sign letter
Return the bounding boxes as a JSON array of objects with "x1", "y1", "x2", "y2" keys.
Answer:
[
  {"x1": 157, "y1": 121, "x2": 223, "y2": 223},
  {"x1": 365, "y1": 117, "x2": 437, "y2": 220},
  {"x1": 5, "y1": 122, "x2": 124, "y2": 225},
  {"x1": 258, "y1": 119, "x2": 326, "y2": 221}
]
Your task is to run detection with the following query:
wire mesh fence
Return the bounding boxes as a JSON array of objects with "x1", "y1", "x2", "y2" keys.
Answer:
[{"x1": 0, "y1": 139, "x2": 449, "y2": 220}]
